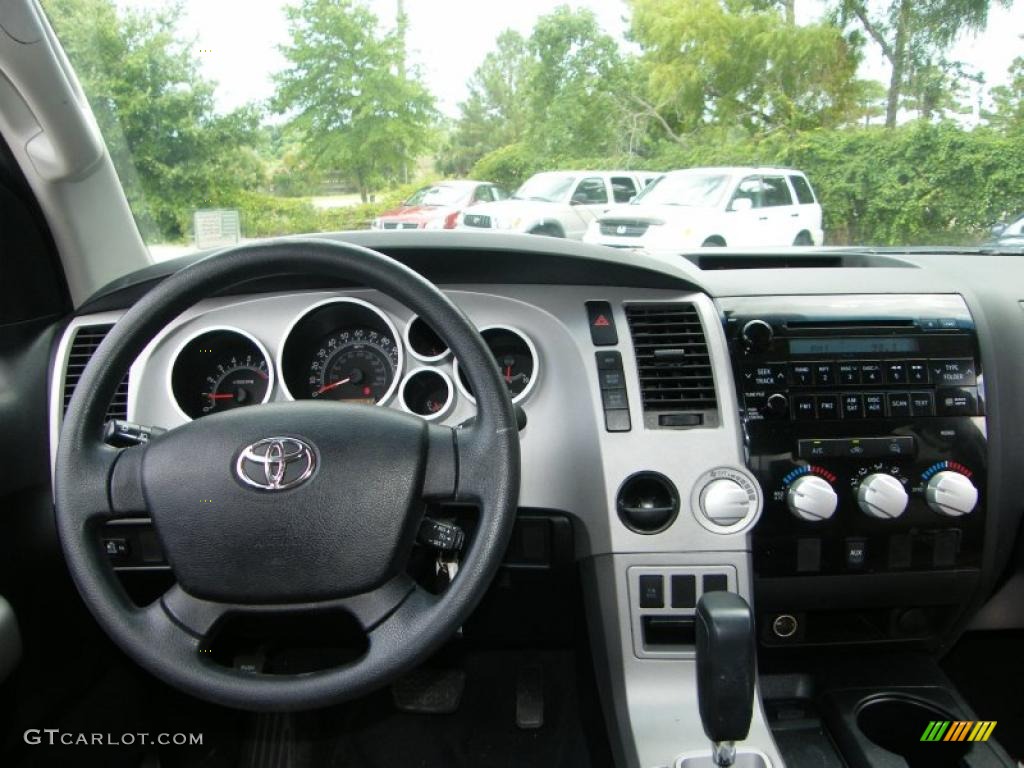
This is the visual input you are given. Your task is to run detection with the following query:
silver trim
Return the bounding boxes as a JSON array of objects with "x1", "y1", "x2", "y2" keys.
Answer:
[
  {"x1": 399, "y1": 367, "x2": 454, "y2": 421},
  {"x1": 453, "y1": 324, "x2": 540, "y2": 405},
  {"x1": 275, "y1": 296, "x2": 404, "y2": 405},
  {"x1": 403, "y1": 315, "x2": 451, "y2": 362},
  {"x1": 166, "y1": 325, "x2": 276, "y2": 422}
]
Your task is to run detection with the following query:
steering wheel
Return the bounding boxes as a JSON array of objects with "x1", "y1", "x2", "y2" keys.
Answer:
[{"x1": 54, "y1": 240, "x2": 520, "y2": 711}]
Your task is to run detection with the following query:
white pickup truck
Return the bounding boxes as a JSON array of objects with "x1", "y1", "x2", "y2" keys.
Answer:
[{"x1": 458, "y1": 170, "x2": 659, "y2": 239}]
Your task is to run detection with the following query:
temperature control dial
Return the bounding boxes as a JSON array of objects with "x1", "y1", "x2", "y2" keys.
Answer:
[
  {"x1": 925, "y1": 471, "x2": 978, "y2": 517},
  {"x1": 787, "y1": 475, "x2": 838, "y2": 522},
  {"x1": 857, "y1": 473, "x2": 908, "y2": 520}
]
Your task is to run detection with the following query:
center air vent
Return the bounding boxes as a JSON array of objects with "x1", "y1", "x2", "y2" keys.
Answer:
[
  {"x1": 63, "y1": 325, "x2": 129, "y2": 421},
  {"x1": 624, "y1": 303, "x2": 716, "y2": 426}
]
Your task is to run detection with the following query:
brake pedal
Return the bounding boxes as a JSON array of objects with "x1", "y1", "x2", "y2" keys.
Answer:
[
  {"x1": 391, "y1": 667, "x2": 466, "y2": 714},
  {"x1": 516, "y1": 663, "x2": 544, "y2": 730}
]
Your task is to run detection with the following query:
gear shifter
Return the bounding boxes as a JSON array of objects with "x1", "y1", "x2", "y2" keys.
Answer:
[{"x1": 695, "y1": 592, "x2": 756, "y2": 767}]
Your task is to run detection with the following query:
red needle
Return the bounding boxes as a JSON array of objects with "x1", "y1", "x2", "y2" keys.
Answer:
[
  {"x1": 317, "y1": 376, "x2": 351, "y2": 395},
  {"x1": 206, "y1": 393, "x2": 234, "y2": 400},
  {"x1": 504, "y1": 365, "x2": 512, "y2": 382}
]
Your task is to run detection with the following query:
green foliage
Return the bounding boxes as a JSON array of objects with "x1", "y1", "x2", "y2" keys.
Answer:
[
  {"x1": 834, "y1": 0, "x2": 1011, "y2": 126},
  {"x1": 44, "y1": 0, "x2": 266, "y2": 241},
  {"x1": 274, "y1": 0, "x2": 437, "y2": 201},
  {"x1": 439, "y1": 7, "x2": 633, "y2": 173},
  {"x1": 986, "y1": 56, "x2": 1024, "y2": 134},
  {"x1": 630, "y1": 0, "x2": 863, "y2": 136},
  {"x1": 468, "y1": 144, "x2": 544, "y2": 191}
]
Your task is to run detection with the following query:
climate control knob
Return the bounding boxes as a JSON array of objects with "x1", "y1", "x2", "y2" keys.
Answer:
[
  {"x1": 925, "y1": 471, "x2": 978, "y2": 517},
  {"x1": 857, "y1": 473, "x2": 908, "y2": 520},
  {"x1": 787, "y1": 475, "x2": 838, "y2": 522}
]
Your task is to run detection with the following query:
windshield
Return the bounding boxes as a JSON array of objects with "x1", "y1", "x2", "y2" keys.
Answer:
[
  {"x1": 403, "y1": 185, "x2": 468, "y2": 207},
  {"x1": 513, "y1": 174, "x2": 576, "y2": 203},
  {"x1": 635, "y1": 173, "x2": 729, "y2": 207},
  {"x1": 43, "y1": 0, "x2": 1024, "y2": 264}
]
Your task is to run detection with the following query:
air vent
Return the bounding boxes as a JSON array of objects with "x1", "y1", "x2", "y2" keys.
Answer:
[
  {"x1": 625, "y1": 303, "x2": 717, "y2": 423},
  {"x1": 63, "y1": 325, "x2": 129, "y2": 421}
]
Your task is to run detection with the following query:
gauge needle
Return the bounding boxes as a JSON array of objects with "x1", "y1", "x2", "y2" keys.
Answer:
[
  {"x1": 317, "y1": 376, "x2": 351, "y2": 395},
  {"x1": 504, "y1": 365, "x2": 512, "y2": 383},
  {"x1": 206, "y1": 393, "x2": 234, "y2": 400}
]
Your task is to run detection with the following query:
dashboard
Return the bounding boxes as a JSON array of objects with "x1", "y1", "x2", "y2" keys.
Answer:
[{"x1": 46, "y1": 232, "x2": 1024, "y2": 768}]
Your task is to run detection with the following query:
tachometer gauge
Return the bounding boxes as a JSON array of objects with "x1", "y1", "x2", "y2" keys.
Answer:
[
  {"x1": 171, "y1": 329, "x2": 274, "y2": 419},
  {"x1": 307, "y1": 328, "x2": 399, "y2": 403},
  {"x1": 455, "y1": 326, "x2": 538, "y2": 404}
]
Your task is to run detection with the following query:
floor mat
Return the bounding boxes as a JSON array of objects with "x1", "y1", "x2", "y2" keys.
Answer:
[
  {"x1": 326, "y1": 650, "x2": 612, "y2": 768},
  {"x1": 942, "y1": 630, "x2": 1024, "y2": 762}
]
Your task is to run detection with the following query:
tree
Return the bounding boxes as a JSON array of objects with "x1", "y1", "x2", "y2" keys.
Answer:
[
  {"x1": 274, "y1": 0, "x2": 437, "y2": 201},
  {"x1": 44, "y1": 0, "x2": 266, "y2": 240},
  {"x1": 524, "y1": 6, "x2": 632, "y2": 158},
  {"x1": 438, "y1": 30, "x2": 531, "y2": 175},
  {"x1": 986, "y1": 56, "x2": 1024, "y2": 133},
  {"x1": 834, "y1": 0, "x2": 1011, "y2": 127},
  {"x1": 630, "y1": 0, "x2": 862, "y2": 139}
]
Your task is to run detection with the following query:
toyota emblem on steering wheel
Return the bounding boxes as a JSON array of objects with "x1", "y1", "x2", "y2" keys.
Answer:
[{"x1": 236, "y1": 437, "x2": 317, "y2": 490}]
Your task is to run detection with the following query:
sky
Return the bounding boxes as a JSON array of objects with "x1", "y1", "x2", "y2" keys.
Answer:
[{"x1": 120, "y1": 0, "x2": 1024, "y2": 120}]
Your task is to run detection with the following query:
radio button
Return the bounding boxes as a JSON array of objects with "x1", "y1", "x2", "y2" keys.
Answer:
[
  {"x1": 747, "y1": 363, "x2": 789, "y2": 387},
  {"x1": 813, "y1": 363, "x2": 835, "y2": 386},
  {"x1": 860, "y1": 362, "x2": 883, "y2": 385},
  {"x1": 793, "y1": 395, "x2": 816, "y2": 420},
  {"x1": 838, "y1": 363, "x2": 861, "y2": 385},
  {"x1": 816, "y1": 395, "x2": 839, "y2": 419},
  {"x1": 841, "y1": 393, "x2": 865, "y2": 419},
  {"x1": 887, "y1": 392, "x2": 912, "y2": 417},
  {"x1": 797, "y1": 439, "x2": 839, "y2": 459},
  {"x1": 790, "y1": 363, "x2": 813, "y2": 386},
  {"x1": 936, "y1": 386, "x2": 979, "y2": 416},
  {"x1": 864, "y1": 393, "x2": 885, "y2": 417},
  {"x1": 885, "y1": 361, "x2": 908, "y2": 383},
  {"x1": 908, "y1": 361, "x2": 929, "y2": 384},
  {"x1": 910, "y1": 392, "x2": 935, "y2": 416},
  {"x1": 929, "y1": 359, "x2": 977, "y2": 386}
]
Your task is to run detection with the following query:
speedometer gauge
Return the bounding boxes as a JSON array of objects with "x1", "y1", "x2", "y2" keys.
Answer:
[
  {"x1": 279, "y1": 297, "x2": 404, "y2": 406},
  {"x1": 171, "y1": 328, "x2": 274, "y2": 419},
  {"x1": 308, "y1": 328, "x2": 399, "y2": 403}
]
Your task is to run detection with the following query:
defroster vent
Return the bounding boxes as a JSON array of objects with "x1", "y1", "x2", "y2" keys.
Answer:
[
  {"x1": 624, "y1": 303, "x2": 717, "y2": 422},
  {"x1": 63, "y1": 325, "x2": 129, "y2": 421}
]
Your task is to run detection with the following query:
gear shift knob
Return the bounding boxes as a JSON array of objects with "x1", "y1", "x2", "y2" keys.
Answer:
[{"x1": 695, "y1": 591, "x2": 756, "y2": 766}]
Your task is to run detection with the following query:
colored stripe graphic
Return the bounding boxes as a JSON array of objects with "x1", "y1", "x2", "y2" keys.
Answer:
[{"x1": 922, "y1": 720, "x2": 996, "y2": 742}]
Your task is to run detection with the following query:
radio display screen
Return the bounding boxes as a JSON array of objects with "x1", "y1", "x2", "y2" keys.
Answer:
[{"x1": 788, "y1": 337, "x2": 920, "y2": 355}]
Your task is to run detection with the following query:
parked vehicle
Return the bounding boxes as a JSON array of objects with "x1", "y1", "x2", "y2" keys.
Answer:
[
  {"x1": 458, "y1": 170, "x2": 657, "y2": 238},
  {"x1": 583, "y1": 167, "x2": 824, "y2": 254},
  {"x1": 988, "y1": 213, "x2": 1024, "y2": 245},
  {"x1": 371, "y1": 180, "x2": 508, "y2": 230}
]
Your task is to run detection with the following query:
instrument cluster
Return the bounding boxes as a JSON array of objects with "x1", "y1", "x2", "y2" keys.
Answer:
[{"x1": 167, "y1": 297, "x2": 539, "y2": 421}]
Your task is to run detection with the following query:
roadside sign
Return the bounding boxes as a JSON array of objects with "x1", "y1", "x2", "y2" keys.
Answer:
[{"x1": 194, "y1": 209, "x2": 241, "y2": 249}]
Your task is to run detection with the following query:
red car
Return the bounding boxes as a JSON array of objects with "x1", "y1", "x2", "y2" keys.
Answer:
[{"x1": 372, "y1": 180, "x2": 508, "y2": 230}]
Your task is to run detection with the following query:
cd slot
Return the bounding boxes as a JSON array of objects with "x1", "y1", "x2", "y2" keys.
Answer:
[{"x1": 785, "y1": 319, "x2": 917, "y2": 331}]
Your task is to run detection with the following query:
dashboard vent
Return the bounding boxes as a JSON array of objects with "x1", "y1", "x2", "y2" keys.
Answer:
[
  {"x1": 63, "y1": 325, "x2": 129, "y2": 421},
  {"x1": 625, "y1": 303, "x2": 717, "y2": 415}
]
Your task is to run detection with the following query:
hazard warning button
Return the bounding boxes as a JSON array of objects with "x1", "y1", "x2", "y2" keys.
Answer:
[{"x1": 585, "y1": 301, "x2": 618, "y2": 346}]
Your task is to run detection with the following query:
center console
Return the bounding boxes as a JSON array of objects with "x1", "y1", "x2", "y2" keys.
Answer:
[{"x1": 720, "y1": 295, "x2": 987, "y2": 647}]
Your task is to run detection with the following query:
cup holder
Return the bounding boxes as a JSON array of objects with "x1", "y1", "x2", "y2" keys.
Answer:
[{"x1": 856, "y1": 694, "x2": 969, "y2": 768}]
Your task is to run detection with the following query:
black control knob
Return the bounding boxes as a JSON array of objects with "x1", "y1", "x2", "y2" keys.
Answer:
[
  {"x1": 764, "y1": 393, "x2": 789, "y2": 419},
  {"x1": 741, "y1": 319, "x2": 774, "y2": 353}
]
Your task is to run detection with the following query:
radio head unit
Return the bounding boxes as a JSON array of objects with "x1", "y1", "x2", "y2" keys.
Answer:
[{"x1": 719, "y1": 295, "x2": 986, "y2": 584}]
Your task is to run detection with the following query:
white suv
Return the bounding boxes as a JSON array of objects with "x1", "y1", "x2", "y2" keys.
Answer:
[
  {"x1": 583, "y1": 167, "x2": 823, "y2": 254},
  {"x1": 458, "y1": 170, "x2": 659, "y2": 239}
]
